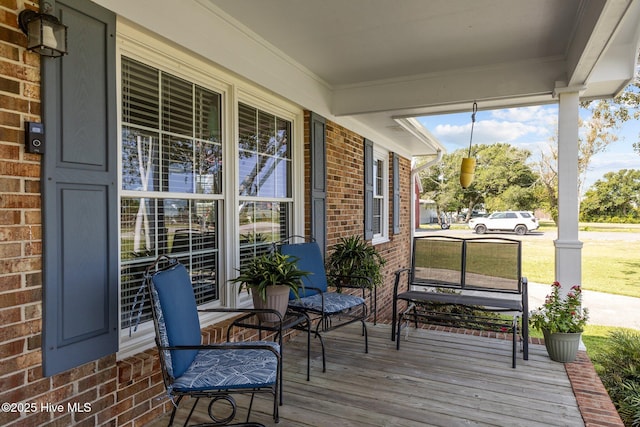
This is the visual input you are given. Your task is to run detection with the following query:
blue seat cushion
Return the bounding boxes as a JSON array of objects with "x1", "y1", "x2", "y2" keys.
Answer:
[
  {"x1": 171, "y1": 343, "x2": 280, "y2": 393},
  {"x1": 151, "y1": 263, "x2": 202, "y2": 378},
  {"x1": 288, "y1": 292, "x2": 365, "y2": 314}
]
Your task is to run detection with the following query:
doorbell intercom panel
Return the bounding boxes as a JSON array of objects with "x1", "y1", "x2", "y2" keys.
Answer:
[{"x1": 25, "y1": 121, "x2": 45, "y2": 154}]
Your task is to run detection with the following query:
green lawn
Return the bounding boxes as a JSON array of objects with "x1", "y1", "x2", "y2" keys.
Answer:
[
  {"x1": 521, "y1": 231, "x2": 640, "y2": 299},
  {"x1": 581, "y1": 325, "x2": 624, "y2": 362}
]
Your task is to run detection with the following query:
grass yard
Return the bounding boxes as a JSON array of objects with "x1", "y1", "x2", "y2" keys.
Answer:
[
  {"x1": 581, "y1": 325, "x2": 625, "y2": 363},
  {"x1": 522, "y1": 235, "x2": 640, "y2": 299}
]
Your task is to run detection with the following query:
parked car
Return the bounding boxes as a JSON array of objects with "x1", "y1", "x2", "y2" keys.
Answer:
[{"x1": 468, "y1": 211, "x2": 539, "y2": 235}]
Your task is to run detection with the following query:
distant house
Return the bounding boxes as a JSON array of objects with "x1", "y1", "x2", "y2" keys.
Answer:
[{"x1": 419, "y1": 200, "x2": 438, "y2": 225}]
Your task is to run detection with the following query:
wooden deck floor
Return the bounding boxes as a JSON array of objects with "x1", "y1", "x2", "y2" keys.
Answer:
[{"x1": 147, "y1": 323, "x2": 584, "y2": 426}]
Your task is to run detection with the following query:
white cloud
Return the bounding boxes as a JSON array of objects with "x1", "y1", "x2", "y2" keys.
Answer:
[
  {"x1": 491, "y1": 106, "x2": 542, "y2": 122},
  {"x1": 433, "y1": 120, "x2": 548, "y2": 148},
  {"x1": 589, "y1": 152, "x2": 638, "y2": 172},
  {"x1": 490, "y1": 106, "x2": 557, "y2": 124},
  {"x1": 476, "y1": 120, "x2": 545, "y2": 143}
]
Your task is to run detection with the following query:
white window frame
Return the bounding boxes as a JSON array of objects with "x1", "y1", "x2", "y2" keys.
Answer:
[
  {"x1": 372, "y1": 147, "x2": 389, "y2": 244},
  {"x1": 116, "y1": 20, "x2": 304, "y2": 359}
]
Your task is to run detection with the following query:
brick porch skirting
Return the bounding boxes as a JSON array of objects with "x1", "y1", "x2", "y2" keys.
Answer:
[{"x1": 566, "y1": 351, "x2": 624, "y2": 427}]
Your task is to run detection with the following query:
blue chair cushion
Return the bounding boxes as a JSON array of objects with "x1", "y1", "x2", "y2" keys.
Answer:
[
  {"x1": 288, "y1": 292, "x2": 365, "y2": 314},
  {"x1": 279, "y1": 241, "x2": 327, "y2": 299},
  {"x1": 172, "y1": 343, "x2": 280, "y2": 393},
  {"x1": 151, "y1": 263, "x2": 202, "y2": 378},
  {"x1": 150, "y1": 286, "x2": 174, "y2": 377}
]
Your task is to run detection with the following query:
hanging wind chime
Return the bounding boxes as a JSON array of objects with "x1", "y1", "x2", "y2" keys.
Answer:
[{"x1": 459, "y1": 101, "x2": 478, "y2": 189}]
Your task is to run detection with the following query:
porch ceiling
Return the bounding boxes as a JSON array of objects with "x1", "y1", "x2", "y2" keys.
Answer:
[
  {"x1": 206, "y1": 0, "x2": 640, "y2": 155},
  {"x1": 99, "y1": 0, "x2": 640, "y2": 156}
]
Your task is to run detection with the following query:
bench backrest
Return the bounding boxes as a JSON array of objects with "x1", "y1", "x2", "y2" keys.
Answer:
[
  {"x1": 411, "y1": 236, "x2": 522, "y2": 294},
  {"x1": 411, "y1": 235, "x2": 465, "y2": 287}
]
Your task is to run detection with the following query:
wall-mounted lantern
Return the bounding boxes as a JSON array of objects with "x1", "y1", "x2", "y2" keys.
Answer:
[{"x1": 18, "y1": 6, "x2": 67, "y2": 58}]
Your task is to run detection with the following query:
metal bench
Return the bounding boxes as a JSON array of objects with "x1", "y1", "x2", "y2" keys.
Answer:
[{"x1": 392, "y1": 235, "x2": 529, "y2": 368}]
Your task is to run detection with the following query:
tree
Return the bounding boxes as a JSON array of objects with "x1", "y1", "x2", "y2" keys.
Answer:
[
  {"x1": 420, "y1": 143, "x2": 537, "y2": 220},
  {"x1": 603, "y1": 74, "x2": 640, "y2": 155},
  {"x1": 535, "y1": 140, "x2": 559, "y2": 221},
  {"x1": 535, "y1": 65, "x2": 640, "y2": 222},
  {"x1": 536, "y1": 95, "x2": 638, "y2": 222},
  {"x1": 577, "y1": 112, "x2": 620, "y2": 196},
  {"x1": 534, "y1": 112, "x2": 616, "y2": 224},
  {"x1": 469, "y1": 143, "x2": 537, "y2": 213},
  {"x1": 580, "y1": 169, "x2": 640, "y2": 221},
  {"x1": 594, "y1": 58, "x2": 640, "y2": 154},
  {"x1": 419, "y1": 154, "x2": 466, "y2": 224}
]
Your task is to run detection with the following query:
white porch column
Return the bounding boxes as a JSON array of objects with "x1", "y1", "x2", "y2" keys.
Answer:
[{"x1": 554, "y1": 87, "x2": 583, "y2": 292}]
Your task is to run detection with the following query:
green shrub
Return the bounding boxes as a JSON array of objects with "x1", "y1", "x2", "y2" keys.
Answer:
[
  {"x1": 592, "y1": 330, "x2": 640, "y2": 426},
  {"x1": 326, "y1": 235, "x2": 386, "y2": 288}
]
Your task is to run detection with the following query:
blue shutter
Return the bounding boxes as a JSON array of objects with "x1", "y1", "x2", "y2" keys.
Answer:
[
  {"x1": 41, "y1": 0, "x2": 117, "y2": 376},
  {"x1": 393, "y1": 153, "x2": 400, "y2": 235},
  {"x1": 364, "y1": 139, "x2": 374, "y2": 240},
  {"x1": 310, "y1": 113, "x2": 327, "y2": 258}
]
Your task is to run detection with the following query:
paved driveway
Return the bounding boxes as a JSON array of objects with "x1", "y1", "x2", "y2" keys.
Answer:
[{"x1": 529, "y1": 282, "x2": 640, "y2": 330}]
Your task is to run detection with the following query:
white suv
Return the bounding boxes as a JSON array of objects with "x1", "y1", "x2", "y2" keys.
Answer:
[{"x1": 468, "y1": 211, "x2": 539, "y2": 235}]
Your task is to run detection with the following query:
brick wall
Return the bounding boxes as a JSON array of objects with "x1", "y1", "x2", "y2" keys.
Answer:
[{"x1": 304, "y1": 113, "x2": 413, "y2": 323}]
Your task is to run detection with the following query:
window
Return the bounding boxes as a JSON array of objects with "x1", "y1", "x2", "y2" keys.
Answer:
[
  {"x1": 372, "y1": 150, "x2": 388, "y2": 241},
  {"x1": 116, "y1": 31, "x2": 302, "y2": 359},
  {"x1": 237, "y1": 103, "x2": 292, "y2": 264},
  {"x1": 373, "y1": 158, "x2": 384, "y2": 235},
  {"x1": 120, "y1": 57, "x2": 222, "y2": 330}
]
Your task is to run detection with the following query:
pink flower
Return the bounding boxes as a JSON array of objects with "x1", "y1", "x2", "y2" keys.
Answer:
[{"x1": 529, "y1": 281, "x2": 588, "y2": 333}]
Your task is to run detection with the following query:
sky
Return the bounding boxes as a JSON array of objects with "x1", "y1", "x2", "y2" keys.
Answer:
[{"x1": 417, "y1": 104, "x2": 640, "y2": 192}]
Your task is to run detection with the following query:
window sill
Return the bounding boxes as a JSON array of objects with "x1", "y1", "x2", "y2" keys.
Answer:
[{"x1": 371, "y1": 236, "x2": 390, "y2": 246}]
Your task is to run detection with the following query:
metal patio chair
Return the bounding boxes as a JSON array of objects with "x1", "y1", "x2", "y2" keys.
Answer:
[
  {"x1": 278, "y1": 237, "x2": 371, "y2": 372},
  {"x1": 144, "y1": 255, "x2": 281, "y2": 426}
]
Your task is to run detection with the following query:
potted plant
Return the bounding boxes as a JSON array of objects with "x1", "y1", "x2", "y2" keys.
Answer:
[
  {"x1": 326, "y1": 235, "x2": 386, "y2": 288},
  {"x1": 530, "y1": 281, "x2": 589, "y2": 362},
  {"x1": 231, "y1": 251, "x2": 309, "y2": 322}
]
